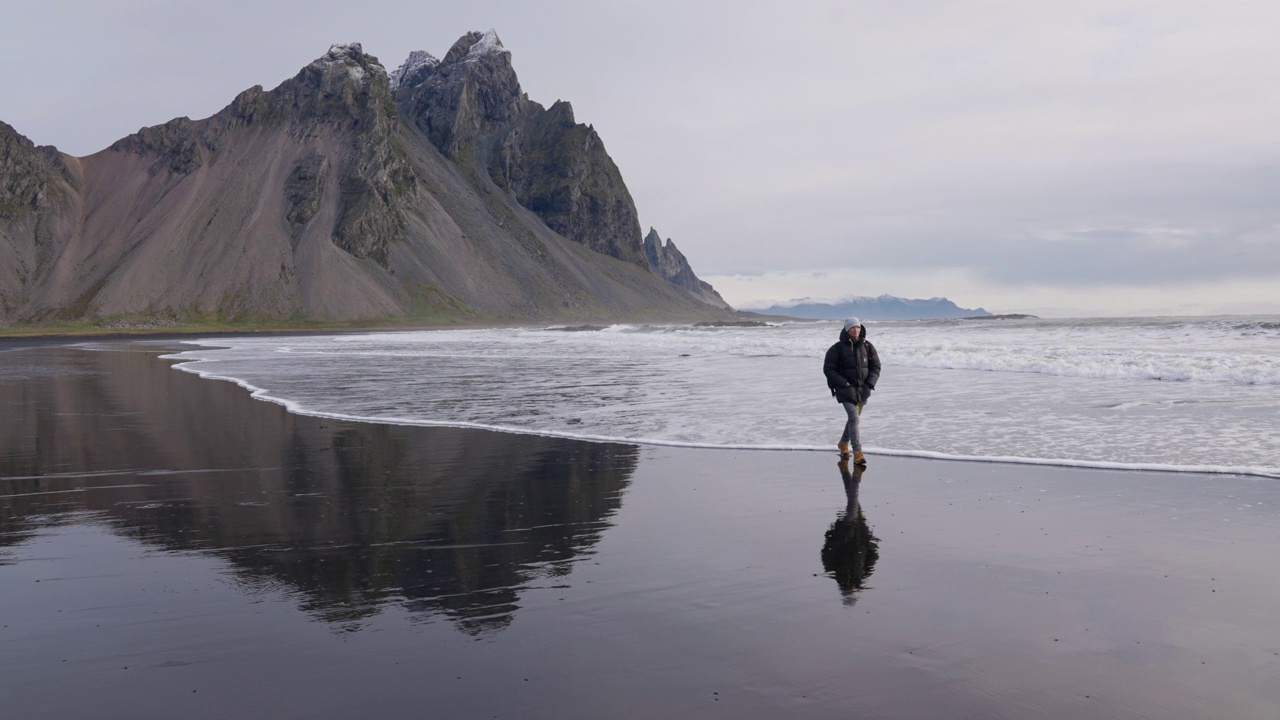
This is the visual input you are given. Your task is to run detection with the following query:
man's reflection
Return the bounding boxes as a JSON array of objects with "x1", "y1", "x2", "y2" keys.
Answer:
[{"x1": 821, "y1": 458, "x2": 879, "y2": 605}]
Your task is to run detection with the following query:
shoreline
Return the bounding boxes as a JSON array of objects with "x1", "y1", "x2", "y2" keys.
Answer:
[
  {"x1": 5, "y1": 333, "x2": 1275, "y2": 479},
  {"x1": 161, "y1": 340, "x2": 1280, "y2": 480},
  {"x1": 6, "y1": 310, "x2": 1272, "y2": 345},
  {"x1": 0, "y1": 320, "x2": 532, "y2": 347},
  {"x1": 0, "y1": 307, "x2": 777, "y2": 344},
  {"x1": 0, "y1": 314, "x2": 776, "y2": 351}
]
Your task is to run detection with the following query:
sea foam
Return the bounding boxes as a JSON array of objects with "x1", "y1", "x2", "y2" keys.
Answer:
[{"x1": 163, "y1": 316, "x2": 1280, "y2": 478}]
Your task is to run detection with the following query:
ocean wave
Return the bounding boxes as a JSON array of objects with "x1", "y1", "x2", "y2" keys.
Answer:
[
  {"x1": 163, "y1": 349, "x2": 1280, "y2": 480},
  {"x1": 504, "y1": 320, "x2": 1280, "y2": 386},
  {"x1": 885, "y1": 345, "x2": 1280, "y2": 385},
  {"x1": 164, "y1": 316, "x2": 1280, "y2": 475}
]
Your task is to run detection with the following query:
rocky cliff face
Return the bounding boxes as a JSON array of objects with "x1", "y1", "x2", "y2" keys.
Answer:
[
  {"x1": 644, "y1": 228, "x2": 729, "y2": 308},
  {"x1": 0, "y1": 32, "x2": 731, "y2": 326},
  {"x1": 395, "y1": 31, "x2": 526, "y2": 158},
  {"x1": 0, "y1": 122, "x2": 73, "y2": 218},
  {"x1": 108, "y1": 43, "x2": 413, "y2": 268},
  {"x1": 275, "y1": 43, "x2": 413, "y2": 268},
  {"x1": 494, "y1": 99, "x2": 648, "y2": 267},
  {"x1": 0, "y1": 122, "x2": 81, "y2": 319},
  {"x1": 396, "y1": 30, "x2": 648, "y2": 268},
  {"x1": 109, "y1": 117, "x2": 203, "y2": 175}
]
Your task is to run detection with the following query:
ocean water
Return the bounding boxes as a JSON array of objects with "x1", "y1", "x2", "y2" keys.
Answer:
[{"x1": 165, "y1": 316, "x2": 1280, "y2": 477}]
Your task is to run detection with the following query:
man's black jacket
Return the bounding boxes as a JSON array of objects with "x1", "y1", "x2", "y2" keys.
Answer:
[{"x1": 823, "y1": 325, "x2": 881, "y2": 405}]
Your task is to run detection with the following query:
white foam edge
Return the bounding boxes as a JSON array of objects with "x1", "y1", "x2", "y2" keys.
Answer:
[{"x1": 163, "y1": 349, "x2": 1280, "y2": 481}]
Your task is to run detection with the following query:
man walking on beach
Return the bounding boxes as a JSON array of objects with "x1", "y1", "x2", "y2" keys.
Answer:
[{"x1": 823, "y1": 317, "x2": 881, "y2": 465}]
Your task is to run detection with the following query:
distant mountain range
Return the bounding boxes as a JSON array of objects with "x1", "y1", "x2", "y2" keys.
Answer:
[
  {"x1": 744, "y1": 294, "x2": 992, "y2": 320},
  {"x1": 0, "y1": 30, "x2": 729, "y2": 327}
]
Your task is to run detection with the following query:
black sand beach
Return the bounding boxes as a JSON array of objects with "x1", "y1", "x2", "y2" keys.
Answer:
[{"x1": 2, "y1": 343, "x2": 1278, "y2": 719}]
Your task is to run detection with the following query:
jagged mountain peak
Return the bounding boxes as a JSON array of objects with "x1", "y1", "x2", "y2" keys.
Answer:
[
  {"x1": 109, "y1": 116, "x2": 202, "y2": 175},
  {"x1": 643, "y1": 228, "x2": 730, "y2": 309},
  {"x1": 442, "y1": 29, "x2": 508, "y2": 66},
  {"x1": 307, "y1": 42, "x2": 388, "y2": 87},
  {"x1": 144, "y1": 41, "x2": 402, "y2": 168},
  {"x1": 391, "y1": 30, "x2": 510, "y2": 93},
  {"x1": 392, "y1": 32, "x2": 651, "y2": 268},
  {"x1": 322, "y1": 42, "x2": 365, "y2": 60},
  {"x1": 644, "y1": 227, "x2": 678, "y2": 252},
  {"x1": 1, "y1": 120, "x2": 73, "y2": 217},
  {"x1": 400, "y1": 30, "x2": 517, "y2": 94},
  {"x1": 1, "y1": 121, "x2": 61, "y2": 170},
  {"x1": 219, "y1": 41, "x2": 397, "y2": 134},
  {"x1": 546, "y1": 99, "x2": 576, "y2": 125},
  {"x1": 464, "y1": 29, "x2": 506, "y2": 62},
  {"x1": 395, "y1": 31, "x2": 526, "y2": 159},
  {"x1": 389, "y1": 50, "x2": 440, "y2": 90}
]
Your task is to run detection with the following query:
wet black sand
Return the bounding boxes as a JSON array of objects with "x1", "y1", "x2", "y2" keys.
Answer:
[{"x1": 1, "y1": 343, "x2": 1278, "y2": 719}]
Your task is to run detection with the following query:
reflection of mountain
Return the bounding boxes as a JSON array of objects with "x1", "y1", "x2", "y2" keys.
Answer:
[
  {"x1": 0, "y1": 344, "x2": 638, "y2": 634},
  {"x1": 821, "y1": 460, "x2": 879, "y2": 605}
]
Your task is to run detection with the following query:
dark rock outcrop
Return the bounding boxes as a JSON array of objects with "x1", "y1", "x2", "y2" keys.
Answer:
[
  {"x1": 203, "y1": 42, "x2": 399, "y2": 135},
  {"x1": 396, "y1": 30, "x2": 648, "y2": 267},
  {"x1": 0, "y1": 122, "x2": 81, "y2": 321},
  {"x1": 388, "y1": 50, "x2": 440, "y2": 91},
  {"x1": 284, "y1": 152, "x2": 328, "y2": 236},
  {"x1": 644, "y1": 228, "x2": 729, "y2": 308},
  {"x1": 110, "y1": 117, "x2": 203, "y2": 175},
  {"x1": 114, "y1": 43, "x2": 413, "y2": 268},
  {"x1": 224, "y1": 43, "x2": 413, "y2": 268},
  {"x1": 495, "y1": 100, "x2": 646, "y2": 266},
  {"x1": 397, "y1": 31, "x2": 526, "y2": 158},
  {"x1": 301, "y1": 46, "x2": 410, "y2": 266},
  {"x1": 0, "y1": 121, "x2": 73, "y2": 218}
]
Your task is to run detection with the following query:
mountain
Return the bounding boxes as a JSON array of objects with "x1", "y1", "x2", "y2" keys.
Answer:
[
  {"x1": 746, "y1": 294, "x2": 991, "y2": 320},
  {"x1": 643, "y1": 228, "x2": 729, "y2": 308},
  {"x1": 0, "y1": 32, "x2": 730, "y2": 327}
]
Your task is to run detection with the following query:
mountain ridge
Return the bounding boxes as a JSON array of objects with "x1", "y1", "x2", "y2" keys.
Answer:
[
  {"x1": 745, "y1": 294, "x2": 991, "y2": 320},
  {"x1": 0, "y1": 32, "x2": 730, "y2": 328}
]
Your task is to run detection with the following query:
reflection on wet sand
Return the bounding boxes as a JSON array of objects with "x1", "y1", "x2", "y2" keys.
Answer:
[
  {"x1": 0, "y1": 344, "x2": 639, "y2": 634},
  {"x1": 821, "y1": 458, "x2": 879, "y2": 605}
]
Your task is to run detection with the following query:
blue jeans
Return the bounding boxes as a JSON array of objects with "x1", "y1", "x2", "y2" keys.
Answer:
[{"x1": 840, "y1": 401, "x2": 863, "y2": 451}]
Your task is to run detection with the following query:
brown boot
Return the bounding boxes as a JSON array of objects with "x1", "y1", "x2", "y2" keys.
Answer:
[
  {"x1": 853, "y1": 451, "x2": 867, "y2": 466},
  {"x1": 838, "y1": 442, "x2": 851, "y2": 456}
]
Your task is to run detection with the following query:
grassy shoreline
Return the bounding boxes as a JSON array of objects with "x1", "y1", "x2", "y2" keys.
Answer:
[
  {"x1": 0, "y1": 312, "x2": 773, "y2": 348},
  {"x1": 0, "y1": 316, "x2": 554, "y2": 351}
]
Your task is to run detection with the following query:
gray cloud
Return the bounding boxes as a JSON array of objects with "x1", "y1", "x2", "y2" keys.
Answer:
[{"x1": 756, "y1": 159, "x2": 1280, "y2": 287}]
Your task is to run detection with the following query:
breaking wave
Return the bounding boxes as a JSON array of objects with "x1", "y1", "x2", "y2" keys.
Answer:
[{"x1": 162, "y1": 314, "x2": 1280, "y2": 476}]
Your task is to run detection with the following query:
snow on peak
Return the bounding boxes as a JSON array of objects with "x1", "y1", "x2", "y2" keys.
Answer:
[
  {"x1": 464, "y1": 29, "x2": 506, "y2": 62},
  {"x1": 311, "y1": 43, "x2": 387, "y2": 86},
  {"x1": 325, "y1": 43, "x2": 363, "y2": 60},
  {"x1": 389, "y1": 50, "x2": 440, "y2": 89}
]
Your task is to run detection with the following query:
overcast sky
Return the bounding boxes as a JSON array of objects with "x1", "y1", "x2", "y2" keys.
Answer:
[{"x1": 4, "y1": 0, "x2": 1278, "y2": 316}]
